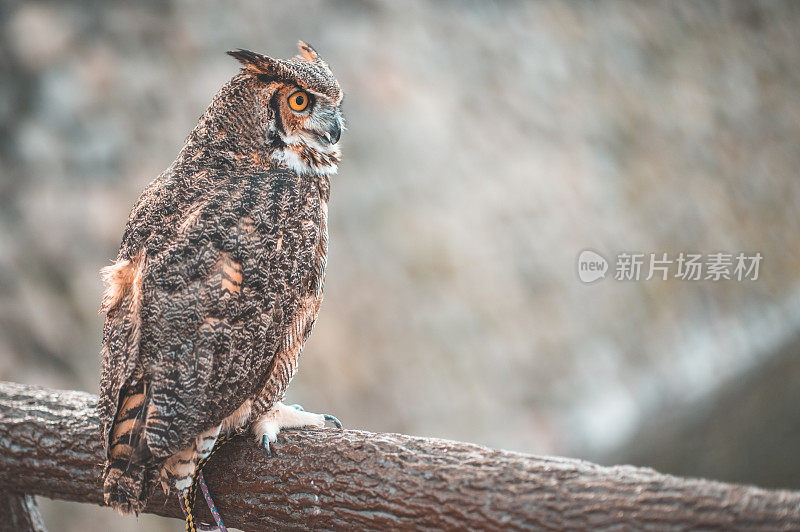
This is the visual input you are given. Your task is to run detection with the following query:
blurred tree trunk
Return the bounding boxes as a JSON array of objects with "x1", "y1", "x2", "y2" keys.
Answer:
[
  {"x1": 605, "y1": 331, "x2": 800, "y2": 490},
  {"x1": 0, "y1": 492, "x2": 47, "y2": 532}
]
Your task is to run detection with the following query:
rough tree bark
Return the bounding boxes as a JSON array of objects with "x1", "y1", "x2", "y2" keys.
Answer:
[{"x1": 1, "y1": 381, "x2": 799, "y2": 531}]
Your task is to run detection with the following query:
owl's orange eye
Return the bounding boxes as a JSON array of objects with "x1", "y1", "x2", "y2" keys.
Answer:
[{"x1": 288, "y1": 91, "x2": 310, "y2": 112}]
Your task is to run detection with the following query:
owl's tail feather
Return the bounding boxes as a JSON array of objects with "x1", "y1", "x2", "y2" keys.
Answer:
[
  {"x1": 102, "y1": 379, "x2": 154, "y2": 515},
  {"x1": 102, "y1": 460, "x2": 150, "y2": 514}
]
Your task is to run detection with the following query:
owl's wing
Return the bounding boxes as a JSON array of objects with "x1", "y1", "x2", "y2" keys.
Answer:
[{"x1": 100, "y1": 171, "x2": 324, "y2": 462}]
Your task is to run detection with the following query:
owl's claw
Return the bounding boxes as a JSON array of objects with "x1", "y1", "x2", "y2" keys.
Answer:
[
  {"x1": 288, "y1": 404, "x2": 305, "y2": 411},
  {"x1": 261, "y1": 435, "x2": 272, "y2": 456},
  {"x1": 324, "y1": 414, "x2": 342, "y2": 429}
]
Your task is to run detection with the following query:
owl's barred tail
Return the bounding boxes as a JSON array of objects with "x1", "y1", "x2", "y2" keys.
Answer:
[
  {"x1": 102, "y1": 379, "x2": 153, "y2": 514},
  {"x1": 102, "y1": 460, "x2": 149, "y2": 514}
]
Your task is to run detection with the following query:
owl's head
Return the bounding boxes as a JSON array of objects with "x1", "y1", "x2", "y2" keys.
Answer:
[{"x1": 227, "y1": 42, "x2": 344, "y2": 176}]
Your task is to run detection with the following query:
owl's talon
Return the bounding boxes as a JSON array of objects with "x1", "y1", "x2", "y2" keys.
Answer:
[
  {"x1": 323, "y1": 414, "x2": 342, "y2": 429},
  {"x1": 261, "y1": 435, "x2": 272, "y2": 456},
  {"x1": 288, "y1": 404, "x2": 305, "y2": 411}
]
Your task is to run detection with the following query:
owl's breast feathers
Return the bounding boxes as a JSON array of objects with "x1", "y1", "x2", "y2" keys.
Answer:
[{"x1": 99, "y1": 168, "x2": 329, "y2": 492}]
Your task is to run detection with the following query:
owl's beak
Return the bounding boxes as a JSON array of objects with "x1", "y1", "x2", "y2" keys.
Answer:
[{"x1": 325, "y1": 120, "x2": 342, "y2": 145}]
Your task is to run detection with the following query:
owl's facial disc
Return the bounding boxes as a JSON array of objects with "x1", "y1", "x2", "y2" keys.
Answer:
[
  {"x1": 276, "y1": 86, "x2": 343, "y2": 148},
  {"x1": 268, "y1": 84, "x2": 343, "y2": 176}
]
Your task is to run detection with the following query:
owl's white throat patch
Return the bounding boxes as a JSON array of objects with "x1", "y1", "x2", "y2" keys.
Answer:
[{"x1": 270, "y1": 136, "x2": 340, "y2": 177}]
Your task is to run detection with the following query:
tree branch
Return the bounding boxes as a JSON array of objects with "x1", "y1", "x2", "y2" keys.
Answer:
[{"x1": 0, "y1": 381, "x2": 799, "y2": 531}]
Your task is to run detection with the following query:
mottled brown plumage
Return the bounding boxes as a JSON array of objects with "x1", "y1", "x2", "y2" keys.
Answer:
[{"x1": 98, "y1": 42, "x2": 344, "y2": 514}]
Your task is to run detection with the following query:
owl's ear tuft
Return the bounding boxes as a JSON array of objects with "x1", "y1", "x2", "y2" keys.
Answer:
[
  {"x1": 296, "y1": 41, "x2": 320, "y2": 62},
  {"x1": 227, "y1": 49, "x2": 281, "y2": 75}
]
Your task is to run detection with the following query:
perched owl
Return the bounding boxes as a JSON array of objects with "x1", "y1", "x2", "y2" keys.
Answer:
[{"x1": 98, "y1": 42, "x2": 344, "y2": 514}]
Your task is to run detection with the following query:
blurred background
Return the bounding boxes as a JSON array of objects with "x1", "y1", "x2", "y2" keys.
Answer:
[{"x1": 1, "y1": 0, "x2": 799, "y2": 529}]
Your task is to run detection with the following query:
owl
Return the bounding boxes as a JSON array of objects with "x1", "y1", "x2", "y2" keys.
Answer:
[{"x1": 98, "y1": 42, "x2": 344, "y2": 514}]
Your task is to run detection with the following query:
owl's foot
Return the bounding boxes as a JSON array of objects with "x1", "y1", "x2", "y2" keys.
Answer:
[
  {"x1": 254, "y1": 402, "x2": 342, "y2": 455},
  {"x1": 288, "y1": 403, "x2": 342, "y2": 427}
]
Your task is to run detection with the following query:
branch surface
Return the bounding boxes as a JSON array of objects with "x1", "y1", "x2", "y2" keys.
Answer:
[{"x1": 1, "y1": 381, "x2": 799, "y2": 531}]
